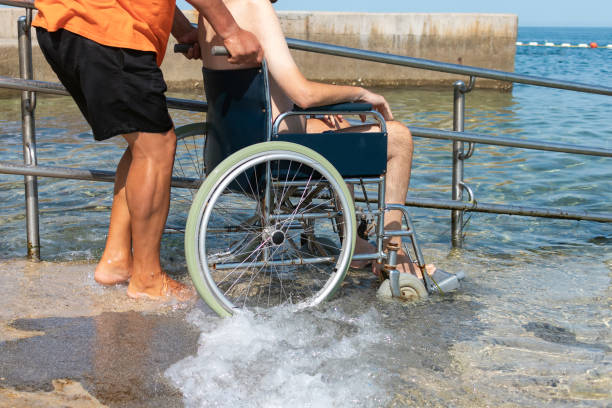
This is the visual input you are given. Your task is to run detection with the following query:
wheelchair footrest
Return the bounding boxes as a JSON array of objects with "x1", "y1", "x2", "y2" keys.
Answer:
[{"x1": 427, "y1": 269, "x2": 465, "y2": 294}]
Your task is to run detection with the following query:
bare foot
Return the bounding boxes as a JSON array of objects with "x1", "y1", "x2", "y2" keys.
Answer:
[
  {"x1": 350, "y1": 238, "x2": 436, "y2": 278},
  {"x1": 393, "y1": 255, "x2": 436, "y2": 279},
  {"x1": 126, "y1": 273, "x2": 195, "y2": 302},
  {"x1": 94, "y1": 259, "x2": 131, "y2": 285}
]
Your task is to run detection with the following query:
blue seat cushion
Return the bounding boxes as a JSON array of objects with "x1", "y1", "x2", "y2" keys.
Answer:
[{"x1": 274, "y1": 131, "x2": 387, "y2": 177}]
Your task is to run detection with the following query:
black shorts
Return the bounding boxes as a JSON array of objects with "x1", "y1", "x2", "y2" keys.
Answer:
[{"x1": 36, "y1": 27, "x2": 173, "y2": 141}]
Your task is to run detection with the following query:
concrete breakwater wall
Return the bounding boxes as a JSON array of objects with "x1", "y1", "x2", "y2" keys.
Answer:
[
  {"x1": 276, "y1": 12, "x2": 517, "y2": 89},
  {"x1": 1, "y1": 9, "x2": 517, "y2": 91}
]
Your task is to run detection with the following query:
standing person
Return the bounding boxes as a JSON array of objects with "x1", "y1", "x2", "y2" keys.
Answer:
[
  {"x1": 196, "y1": 0, "x2": 436, "y2": 277},
  {"x1": 32, "y1": 0, "x2": 263, "y2": 300}
]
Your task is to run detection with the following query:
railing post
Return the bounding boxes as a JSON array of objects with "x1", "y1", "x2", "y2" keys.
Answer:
[
  {"x1": 18, "y1": 12, "x2": 40, "y2": 261},
  {"x1": 451, "y1": 81, "x2": 465, "y2": 247},
  {"x1": 451, "y1": 78, "x2": 475, "y2": 248}
]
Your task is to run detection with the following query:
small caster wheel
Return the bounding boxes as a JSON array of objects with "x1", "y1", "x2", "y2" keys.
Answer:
[{"x1": 376, "y1": 274, "x2": 428, "y2": 302}]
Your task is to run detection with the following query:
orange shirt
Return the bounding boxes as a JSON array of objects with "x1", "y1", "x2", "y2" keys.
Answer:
[{"x1": 32, "y1": 0, "x2": 176, "y2": 66}]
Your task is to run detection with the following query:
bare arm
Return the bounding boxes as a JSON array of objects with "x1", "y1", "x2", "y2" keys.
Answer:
[
  {"x1": 185, "y1": 0, "x2": 263, "y2": 64},
  {"x1": 171, "y1": 7, "x2": 195, "y2": 39},
  {"x1": 253, "y1": 0, "x2": 392, "y2": 119},
  {"x1": 172, "y1": 7, "x2": 201, "y2": 59}
]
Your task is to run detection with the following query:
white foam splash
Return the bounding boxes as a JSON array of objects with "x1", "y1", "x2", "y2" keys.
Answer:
[{"x1": 166, "y1": 306, "x2": 393, "y2": 408}]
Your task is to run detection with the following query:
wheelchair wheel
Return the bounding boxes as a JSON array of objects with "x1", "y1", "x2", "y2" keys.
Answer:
[
  {"x1": 166, "y1": 122, "x2": 207, "y2": 233},
  {"x1": 185, "y1": 141, "x2": 356, "y2": 317}
]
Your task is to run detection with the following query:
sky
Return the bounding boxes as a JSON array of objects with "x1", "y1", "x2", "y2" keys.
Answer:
[{"x1": 176, "y1": 0, "x2": 611, "y2": 27}]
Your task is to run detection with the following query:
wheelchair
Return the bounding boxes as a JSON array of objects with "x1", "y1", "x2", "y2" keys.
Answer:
[{"x1": 173, "y1": 47, "x2": 464, "y2": 317}]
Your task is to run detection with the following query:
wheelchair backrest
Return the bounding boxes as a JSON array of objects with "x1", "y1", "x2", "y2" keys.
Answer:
[{"x1": 202, "y1": 66, "x2": 271, "y2": 175}]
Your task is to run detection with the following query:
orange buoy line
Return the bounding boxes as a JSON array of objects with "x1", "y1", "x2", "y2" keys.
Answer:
[{"x1": 517, "y1": 41, "x2": 612, "y2": 49}]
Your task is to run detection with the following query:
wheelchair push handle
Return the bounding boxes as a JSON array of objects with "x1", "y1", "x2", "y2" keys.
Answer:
[
  {"x1": 211, "y1": 46, "x2": 230, "y2": 56},
  {"x1": 174, "y1": 43, "x2": 193, "y2": 53},
  {"x1": 174, "y1": 44, "x2": 230, "y2": 57}
]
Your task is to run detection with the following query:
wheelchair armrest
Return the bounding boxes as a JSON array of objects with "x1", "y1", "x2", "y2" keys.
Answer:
[
  {"x1": 292, "y1": 103, "x2": 373, "y2": 113},
  {"x1": 273, "y1": 103, "x2": 387, "y2": 135}
]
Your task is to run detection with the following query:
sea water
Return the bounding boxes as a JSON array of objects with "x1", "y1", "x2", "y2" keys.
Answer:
[{"x1": 0, "y1": 27, "x2": 611, "y2": 407}]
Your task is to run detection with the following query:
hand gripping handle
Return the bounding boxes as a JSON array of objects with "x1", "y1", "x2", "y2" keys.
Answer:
[{"x1": 174, "y1": 44, "x2": 230, "y2": 56}]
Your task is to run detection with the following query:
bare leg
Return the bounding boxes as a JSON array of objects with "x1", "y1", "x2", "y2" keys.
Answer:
[
  {"x1": 121, "y1": 129, "x2": 193, "y2": 300},
  {"x1": 382, "y1": 123, "x2": 436, "y2": 277},
  {"x1": 382, "y1": 121, "x2": 413, "y2": 242},
  {"x1": 307, "y1": 118, "x2": 413, "y2": 232},
  {"x1": 307, "y1": 118, "x2": 433, "y2": 277},
  {"x1": 95, "y1": 148, "x2": 133, "y2": 285}
]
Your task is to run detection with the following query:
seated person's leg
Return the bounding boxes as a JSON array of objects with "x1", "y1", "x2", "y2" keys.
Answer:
[
  {"x1": 306, "y1": 117, "x2": 435, "y2": 278},
  {"x1": 380, "y1": 122, "x2": 435, "y2": 277}
]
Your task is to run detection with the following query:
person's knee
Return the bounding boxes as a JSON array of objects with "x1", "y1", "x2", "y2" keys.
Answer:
[
  {"x1": 387, "y1": 121, "x2": 413, "y2": 157},
  {"x1": 125, "y1": 129, "x2": 176, "y2": 165}
]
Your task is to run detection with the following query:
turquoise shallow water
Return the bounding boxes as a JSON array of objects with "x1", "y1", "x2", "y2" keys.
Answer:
[{"x1": 0, "y1": 27, "x2": 610, "y2": 407}]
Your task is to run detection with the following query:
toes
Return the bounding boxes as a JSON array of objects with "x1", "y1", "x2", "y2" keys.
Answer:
[{"x1": 162, "y1": 276, "x2": 196, "y2": 301}]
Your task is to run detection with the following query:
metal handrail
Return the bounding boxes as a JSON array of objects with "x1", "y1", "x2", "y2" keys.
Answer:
[
  {"x1": 0, "y1": 0, "x2": 610, "y2": 258},
  {"x1": 2, "y1": 0, "x2": 610, "y2": 96},
  {"x1": 349, "y1": 195, "x2": 612, "y2": 224},
  {"x1": 410, "y1": 127, "x2": 612, "y2": 158},
  {"x1": 0, "y1": 162, "x2": 201, "y2": 189},
  {"x1": 0, "y1": 76, "x2": 209, "y2": 112},
  {"x1": 403, "y1": 197, "x2": 612, "y2": 223},
  {"x1": 282, "y1": 36, "x2": 611, "y2": 245},
  {"x1": 2, "y1": 81, "x2": 610, "y2": 158},
  {"x1": 286, "y1": 38, "x2": 612, "y2": 96}
]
